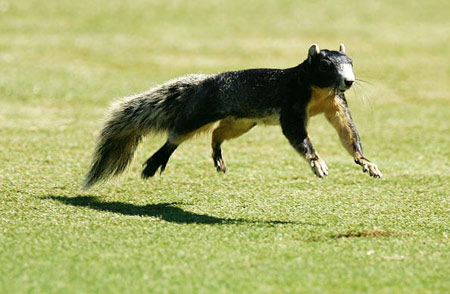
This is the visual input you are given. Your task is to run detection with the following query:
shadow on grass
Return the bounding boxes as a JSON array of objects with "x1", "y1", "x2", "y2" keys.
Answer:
[{"x1": 45, "y1": 196, "x2": 320, "y2": 226}]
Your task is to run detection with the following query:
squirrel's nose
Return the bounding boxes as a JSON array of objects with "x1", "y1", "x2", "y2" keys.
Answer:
[{"x1": 344, "y1": 80, "x2": 354, "y2": 87}]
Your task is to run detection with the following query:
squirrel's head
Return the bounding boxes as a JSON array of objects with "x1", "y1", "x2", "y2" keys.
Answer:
[{"x1": 306, "y1": 44, "x2": 355, "y2": 94}]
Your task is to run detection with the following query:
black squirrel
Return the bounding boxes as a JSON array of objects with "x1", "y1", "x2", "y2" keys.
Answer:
[{"x1": 83, "y1": 44, "x2": 381, "y2": 189}]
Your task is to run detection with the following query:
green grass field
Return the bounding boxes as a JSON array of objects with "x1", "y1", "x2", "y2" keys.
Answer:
[{"x1": 1, "y1": 0, "x2": 449, "y2": 293}]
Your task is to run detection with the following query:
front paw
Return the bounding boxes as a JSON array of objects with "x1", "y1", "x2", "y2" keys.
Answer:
[
  {"x1": 310, "y1": 158, "x2": 329, "y2": 178},
  {"x1": 360, "y1": 160, "x2": 382, "y2": 178}
]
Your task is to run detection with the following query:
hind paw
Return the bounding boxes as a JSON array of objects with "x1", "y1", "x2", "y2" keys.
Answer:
[
  {"x1": 141, "y1": 159, "x2": 164, "y2": 178},
  {"x1": 214, "y1": 157, "x2": 227, "y2": 173},
  {"x1": 141, "y1": 142, "x2": 177, "y2": 179},
  {"x1": 212, "y1": 149, "x2": 227, "y2": 173}
]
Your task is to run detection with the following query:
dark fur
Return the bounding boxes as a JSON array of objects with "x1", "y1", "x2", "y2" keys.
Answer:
[{"x1": 83, "y1": 44, "x2": 381, "y2": 189}]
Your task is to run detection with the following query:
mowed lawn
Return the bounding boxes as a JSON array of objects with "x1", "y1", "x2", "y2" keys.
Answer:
[{"x1": 0, "y1": 0, "x2": 449, "y2": 293}]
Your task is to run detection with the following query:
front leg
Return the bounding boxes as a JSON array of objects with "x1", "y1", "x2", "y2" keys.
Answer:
[
  {"x1": 280, "y1": 105, "x2": 328, "y2": 178},
  {"x1": 324, "y1": 94, "x2": 382, "y2": 178},
  {"x1": 303, "y1": 137, "x2": 329, "y2": 178}
]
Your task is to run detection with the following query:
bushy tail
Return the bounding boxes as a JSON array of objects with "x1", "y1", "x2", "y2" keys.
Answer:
[
  {"x1": 83, "y1": 74, "x2": 212, "y2": 189},
  {"x1": 83, "y1": 130, "x2": 142, "y2": 189}
]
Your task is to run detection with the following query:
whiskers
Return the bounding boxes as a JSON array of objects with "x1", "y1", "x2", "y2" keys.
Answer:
[
  {"x1": 355, "y1": 77, "x2": 374, "y2": 86},
  {"x1": 353, "y1": 77, "x2": 374, "y2": 112}
]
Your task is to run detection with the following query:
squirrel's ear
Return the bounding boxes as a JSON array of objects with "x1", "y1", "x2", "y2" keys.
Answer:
[
  {"x1": 308, "y1": 44, "x2": 320, "y2": 63},
  {"x1": 339, "y1": 43, "x2": 346, "y2": 54}
]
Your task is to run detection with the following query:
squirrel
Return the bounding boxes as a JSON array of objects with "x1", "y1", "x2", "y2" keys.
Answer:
[{"x1": 83, "y1": 44, "x2": 381, "y2": 189}]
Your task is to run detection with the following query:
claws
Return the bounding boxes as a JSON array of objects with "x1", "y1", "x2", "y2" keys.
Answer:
[
  {"x1": 214, "y1": 158, "x2": 227, "y2": 173},
  {"x1": 310, "y1": 157, "x2": 329, "y2": 178},
  {"x1": 212, "y1": 148, "x2": 227, "y2": 173},
  {"x1": 359, "y1": 159, "x2": 382, "y2": 178}
]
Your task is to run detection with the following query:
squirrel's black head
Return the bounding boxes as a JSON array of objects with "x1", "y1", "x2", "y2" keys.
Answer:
[{"x1": 306, "y1": 44, "x2": 355, "y2": 94}]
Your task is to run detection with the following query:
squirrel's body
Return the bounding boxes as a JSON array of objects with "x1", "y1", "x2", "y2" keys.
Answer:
[{"x1": 84, "y1": 44, "x2": 381, "y2": 189}]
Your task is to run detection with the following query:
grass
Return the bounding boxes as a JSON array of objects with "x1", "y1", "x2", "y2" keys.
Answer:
[{"x1": 0, "y1": 0, "x2": 449, "y2": 293}]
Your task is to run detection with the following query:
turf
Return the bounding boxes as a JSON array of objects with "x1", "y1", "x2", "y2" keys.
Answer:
[{"x1": 0, "y1": 0, "x2": 449, "y2": 293}]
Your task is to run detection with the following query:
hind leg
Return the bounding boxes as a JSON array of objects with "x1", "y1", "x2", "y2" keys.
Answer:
[
  {"x1": 142, "y1": 112, "x2": 221, "y2": 178},
  {"x1": 142, "y1": 141, "x2": 178, "y2": 178},
  {"x1": 211, "y1": 118, "x2": 256, "y2": 172},
  {"x1": 141, "y1": 131, "x2": 203, "y2": 178}
]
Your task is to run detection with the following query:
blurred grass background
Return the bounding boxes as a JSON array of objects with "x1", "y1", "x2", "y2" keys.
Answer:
[{"x1": 0, "y1": 0, "x2": 449, "y2": 293}]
